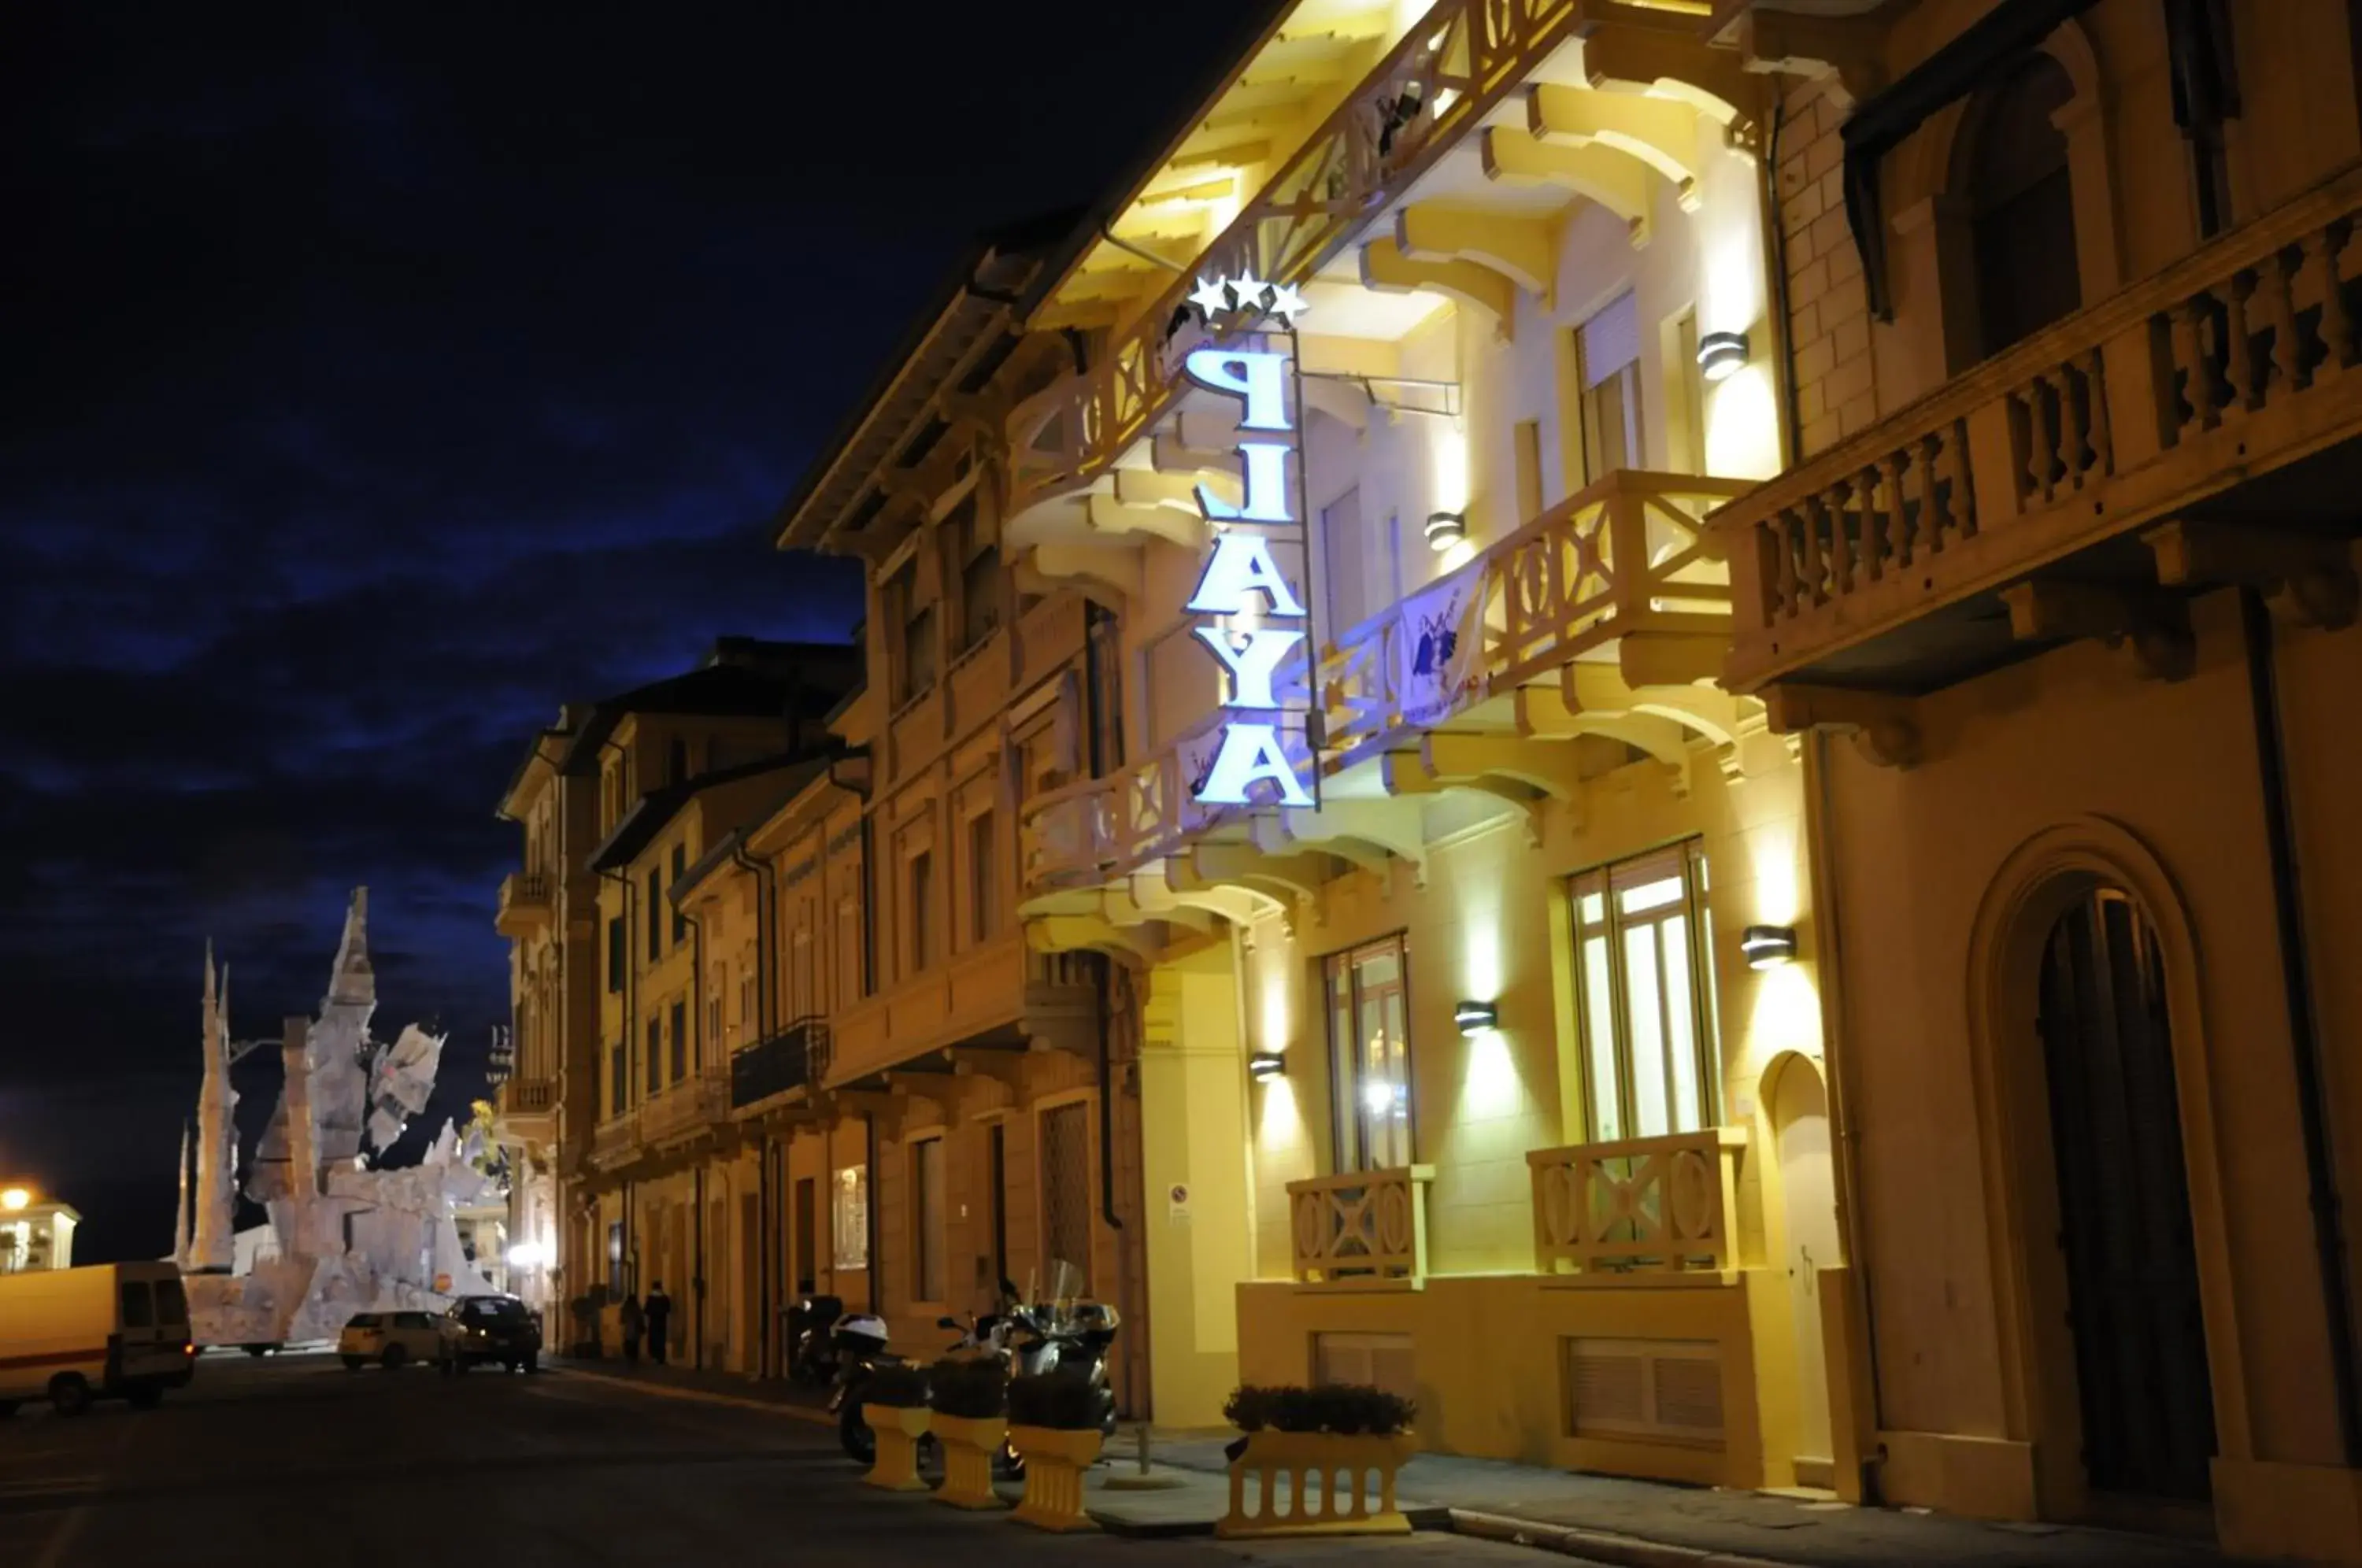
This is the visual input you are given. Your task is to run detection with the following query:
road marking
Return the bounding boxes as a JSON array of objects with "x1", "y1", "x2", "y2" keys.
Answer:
[{"x1": 537, "y1": 1370, "x2": 833, "y2": 1427}]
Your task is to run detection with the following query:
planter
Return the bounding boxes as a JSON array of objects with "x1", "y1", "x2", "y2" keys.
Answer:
[
  {"x1": 930, "y1": 1411, "x2": 1009, "y2": 1510},
  {"x1": 862, "y1": 1404, "x2": 931, "y2": 1492},
  {"x1": 1009, "y1": 1425, "x2": 1102, "y2": 1532},
  {"x1": 1216, "y1": 1429, "x2": 1416, "y2": 1539}
]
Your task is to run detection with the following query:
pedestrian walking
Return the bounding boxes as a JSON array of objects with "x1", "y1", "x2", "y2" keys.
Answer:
[
  {"x1": 644, "y1": 1281, "x2": 672, "y2": 1366},
  {"x1": 619, "y1": 1290, "x2": 643, "y2": 1364}
]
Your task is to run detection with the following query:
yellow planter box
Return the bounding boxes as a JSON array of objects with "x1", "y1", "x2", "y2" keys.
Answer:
[
  {"x1": 861, "y1": 1403, "x2": 931, "y2": 1492},
  {"x1": 1216, "y1": 1429, "x2": 1416, "y2": 1539},
  {"x1": 1009, "y1": 1425, "x2": 1103, "y2": 1532},
  {"x1": 931, "y1": 1411, "x2": 1009, "y2": 1510}
]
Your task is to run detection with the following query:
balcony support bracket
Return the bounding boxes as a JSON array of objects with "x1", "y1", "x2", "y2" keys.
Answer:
[
  {"x1": 2145, "y1": 520, "x2": 2360, "y2": 631},
  {"x1": 1762, "y1": 682, "x2": 1922, "y2": 771},
  {"x1": 1360, "y1": 237, "x2": 1516, "y2": 341},
  {"x1": 2000, "y1": 579, "x2": 2195, "y2": 682}
]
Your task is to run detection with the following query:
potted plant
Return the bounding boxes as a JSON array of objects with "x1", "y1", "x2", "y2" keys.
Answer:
[
  {"x1": 1216, "y1": 1383, "x2": 1417, "y2": 1539},
  {"x1": 927, "y1": 1356, "x2": 1010, "y2": 1510},
  {"x1": 859, "y1": 1363, "x2": 933, "y2": 1492},
  {"x1": 1007, "y1": 1370, "x2": 1113, "y2": 1532}
]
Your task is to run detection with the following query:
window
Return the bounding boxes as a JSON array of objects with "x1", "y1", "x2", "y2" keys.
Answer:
[
  {"x1": 1570, "y1": 841, "x2": 1722, "y2": 1142},
  {"x1": 669, "y1": 999, "x2": 687, "y2": 1082},
  {"x1": 154, "y1": 1276, "x2": 187, "y2": 1326},
  {"x1": 909, "y1": 851, "x2": 935, "y2": 974},
  {"x1": 912, "y1": 1136, "x2": 948, "y2": 1303},
  {"x1": 739, "y1": 970, "x2": 757, "y2": 1038},
  {"x1": 646, "y1": 869, "x2": 661, "y2": 961},
  {"x1": 608, "y1": 1222, "x2": 626, "y2": 1296},
  {"x1": 645, "y1": 1016, "x2": 661, "y2": 1096},
  {"x1": 120, "y1": 1280, "x2": 154, "y2": 1329},
  {"x1": 1513, "y1": 419, "x2": 1543, "y2": 520},
  {"x1": 954, "y1": 497, "x2": 1000, "y2": 651},
  {"x1": 668, "y1": 736, "x2": 688, "y2": 786},
  {"x1": 609, "y1": 1041, "x2": 628, "y2": 1118},
  {"x1": 831, "y1": 1165, "x2": 869, "y2": 1270},
  {"x1": 709, "y1": 992, "x2": 724, "y2": 1048},
  {"x1": 1965, "y1": 54, "x2": 2080, "y2": 360},
  {"x1": 1039, "y1": 1102, "x2": 1092, "y2": 1298},
  {"x1": 1326, "y1": 935, "x2": 1415, "y2": 1170},
  {"x1": 671, "y1": 845, "x2": 688, "y2": 941},
  {"x1": 892, "y1": 564, "x2": 935, "y2": 701},
  {"x1": 606, "y1": 917, "x2": 625, "y2": 994},
  {"x1": 968, "y1": 812, "x2": 998, "y2": 945},
  {"x1": 1575, "y1": 292, "x2": 1645, "y2": 483}
]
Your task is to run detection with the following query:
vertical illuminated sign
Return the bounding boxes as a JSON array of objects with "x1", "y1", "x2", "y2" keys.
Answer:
[{"x1": 1182, "y1": 316, "x2": 1316, "y2": 809}]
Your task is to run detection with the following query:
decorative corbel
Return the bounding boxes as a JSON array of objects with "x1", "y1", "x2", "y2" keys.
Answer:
[
  {"x1": 1999, "y1": 579, "x2": 2196, "y2": 682},
  {"x1": 1761, "y1": 682, "x2": 1922, "y2": 770},
  {"x1": 2145, "y1": 520, "x2": 2360, "y2": 631}
]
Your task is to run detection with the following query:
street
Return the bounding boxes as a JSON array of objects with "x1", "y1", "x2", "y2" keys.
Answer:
[{"x1": 0, "y1": 1355, "x2": 1534, "y2": 1568}]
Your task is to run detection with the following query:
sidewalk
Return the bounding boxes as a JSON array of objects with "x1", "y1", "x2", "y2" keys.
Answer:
[{"x1": 550, "y1": 1359, "x2": 2239, "y2": 1566}]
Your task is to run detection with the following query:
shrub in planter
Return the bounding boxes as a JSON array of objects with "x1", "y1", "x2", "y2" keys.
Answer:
[
  {"x1": 862, "y1": 1363, "x2": 931, "y2": 1408},
  {"x1": 927, "y1": 1356, "x2": 1009, "y2": 1418},
  {"x1": 1216, "y1": 1382, "x2": 1418, "y2": 1540},
  {"x1": 1009, "y1": 1371, "x2": 1110, "y2": 1533},
  {"x1": 928, "y1": 1357, "x2": 1010, "y2": 1511}
]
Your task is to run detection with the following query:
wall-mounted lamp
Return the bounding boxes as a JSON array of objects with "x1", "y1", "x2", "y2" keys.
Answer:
[
  {"x1": 1740, "y1": 924, "x2": 1798, "y2": 970},
  {"x1": 1423, "y1": 510, "x2": 1467, "y2": 552},
  {"x1": 1453, "y1": 1000, "x2": 1499, "y2": 1035},
  {"x1": 1248, "y1": 1052, "x2": 1287, "y2": 1082},
  {"x1": 1697, "y1": 330, "x2": 1751, "y2": 384}
]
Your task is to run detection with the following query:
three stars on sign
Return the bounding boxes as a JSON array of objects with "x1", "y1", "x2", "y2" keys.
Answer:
[{"x1": 1188, "y1": 272, "x2": 1309, "y2": 329}]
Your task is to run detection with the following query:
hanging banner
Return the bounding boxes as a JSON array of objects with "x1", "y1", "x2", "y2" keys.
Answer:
[{"x1": 1394, "y1": 569, "x2": 1482, "y2": 727}]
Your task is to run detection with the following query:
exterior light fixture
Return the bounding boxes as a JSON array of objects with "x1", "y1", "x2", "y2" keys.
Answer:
[
  {"x1": 1248, "y1": 1052, "x2": 1287, "y2": 1082},
  {"x1": 0, "y1": 1188, "x2": 28, "y2": 1212},
  {"x1": 1453, "y1": 1000, "x2": 1499, "y2": 1035},
  {"x1": 1741, "y1": 924, "x2": 1798, "y2": 969},
  {"x1": 1697, "y1": 331, "x2": 1751, "y2": 383},
  {"x1": 1424, "y1": 510, "x2": 1467, "y2": 551}
]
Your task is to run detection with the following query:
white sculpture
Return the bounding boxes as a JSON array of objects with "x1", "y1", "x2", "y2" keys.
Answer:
[{"x1": 183, "y1": 888, "x2": 504, "y2": 1348}]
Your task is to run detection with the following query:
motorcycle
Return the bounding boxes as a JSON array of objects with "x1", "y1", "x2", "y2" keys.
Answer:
[
  {"x1": 785, "y1": 1293, "x2": 843, "y2": 1387},
  {"x1": 826, "y1": 1311, "x2": 899, "y2": 1464}
]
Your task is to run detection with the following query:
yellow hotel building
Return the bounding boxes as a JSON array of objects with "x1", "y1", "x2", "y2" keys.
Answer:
[{"x1": 494, "y1": 0, "x2": 2362, "y2": 1557}]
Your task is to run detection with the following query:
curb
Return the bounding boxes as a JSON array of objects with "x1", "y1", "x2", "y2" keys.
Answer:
[
  {"x1": 1450, "y1": 1508, "x2": 1799, "y2": 1568},
  {"x1": 546, "y1": 1365, "x2": 835, "y2": 1427}
]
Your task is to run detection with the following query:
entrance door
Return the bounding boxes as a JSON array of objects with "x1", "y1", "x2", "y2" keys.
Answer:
[
  {"x1": 1772, "y1": 1060, "x2": 1841, "y2": 1481},
  {"x1": 794, "y1": 1178, "x2": 817, "y2": 1295},
  {"x1": 2037, "y1": 888, "x2": 2216, "y2": 1501}
]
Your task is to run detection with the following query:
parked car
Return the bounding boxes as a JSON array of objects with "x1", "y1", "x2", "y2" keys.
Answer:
[
  {"x1": 437, "y1": 1294, "x2": 541, "y2": 1373},
  {"x1": 339, "y1": 1310, "x2": 442, "y2": 1370},
  {"x1": 0, "y1": 1261, "x2": 195, "y2": 1415}
]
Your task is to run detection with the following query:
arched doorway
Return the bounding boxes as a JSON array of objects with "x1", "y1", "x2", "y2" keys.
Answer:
[
  {"x1": 2034, "y1": 887, "x2": 2216, "y2": 1503},
  {"x1": 1768, "y1": 1055, "x2": 1842, "y2": 1479}
]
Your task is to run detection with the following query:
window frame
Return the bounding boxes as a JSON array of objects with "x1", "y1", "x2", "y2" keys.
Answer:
[
  {"x1": 668, "y1": 998, "x2": 687, "y2": 1083},
  {"x1": 909, "y1": 1133, "x2": 948, "y2": 1306},
  {"x1": 1323, "y1": 932, "x2": 1417, "y2": 1174},
  {"x1": 1568, "y1": 839, "x2": 1723, "y2": 1145}
]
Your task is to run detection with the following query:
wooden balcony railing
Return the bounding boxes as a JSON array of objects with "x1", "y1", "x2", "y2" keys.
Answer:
[
  {"x1": 1527, "y1": 1127, "x2": 1746, "y2": 1274},
  {"x1": 1005, "y1": 0, "x2": 1597, "y2": 519},
  {"x1": 494, "y1": 871, "x2": 553, "y2": 937},
  {"x1": 1327, "y1": 470, "x2": 1748, "y2": 756},
  {"x1": 1286, "y1": 1165, "x2": 1434, "y2": 1289},
  {"x1": 1718, "y1": 160, "x2": 2362, "y2": 693}
]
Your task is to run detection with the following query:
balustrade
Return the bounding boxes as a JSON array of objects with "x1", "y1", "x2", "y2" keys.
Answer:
[
  {"x1": 1285, "y1": 1166, "x2": 1433, "y2": 1289},
  {"x1": 1722, "y1": 165, "x2": 2362, "y2": 690},
  {"x1": 1527, "y1": 1127, "x2": 1745, "y2": 1275}
]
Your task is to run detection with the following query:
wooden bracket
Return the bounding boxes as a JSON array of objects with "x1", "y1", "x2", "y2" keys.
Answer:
[{"x1": 2000, "y1": 579, "x2": 2195, "y2": 682}]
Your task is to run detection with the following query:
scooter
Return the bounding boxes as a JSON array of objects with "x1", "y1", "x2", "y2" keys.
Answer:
[
  {"x1": 827, "y1": 1312, "x2": 900, "y2": 1463},
  {"x1": 785, "y1": 1293, "x2": 843, "y2": 1387}
]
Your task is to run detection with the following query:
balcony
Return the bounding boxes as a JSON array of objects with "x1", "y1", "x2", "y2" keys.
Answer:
[
  {"x1": 1020, "y1": 470, "x2": 1748, "y2": 899},
  {"x1": 1005, "y1": 0, "x2": 1605, "y2": 521},
  {"x1": 637, "y1": 1072, "x2": 727, "y2": 1150},
  {"x1": 827, "y1": 934, "x2": 1097, "y2": 1085},
  {"x1": 590, "y1": 1115, "x2": 636, "y2": 1171},
  {"x1": 731, "y1": 1019, "x2": 828, "y2": 1115},
  {"x1": 498, "y1": 1078, "x2": 557, "y2": 1142},
  {"x1": 494, "y1": 871, "x2": 553, "y2": 938},
  {"x1": 1717, "y1": 161, "x2": 2362, "y2": 704},
  {"x1": 1527, "y1": 1126, "x2": 1746, "y2": 1278},
  {"x1": 1285, "y1": 1165, "x2": 1434, "y2": 1290}
]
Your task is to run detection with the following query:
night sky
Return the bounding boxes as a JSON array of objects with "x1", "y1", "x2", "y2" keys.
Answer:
[{"x1": 1, "y1": 0, "x2": 1265, "y2": 1263}]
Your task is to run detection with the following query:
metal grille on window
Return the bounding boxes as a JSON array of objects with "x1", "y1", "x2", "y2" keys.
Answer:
[{"x1": 1039, "y1": 1102, "x2": 1092, "y2": 1300}]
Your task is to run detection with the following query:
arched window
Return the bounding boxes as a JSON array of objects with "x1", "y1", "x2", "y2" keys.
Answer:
[{"x1": 1965, "y1": 54, "x2": 2080, "y2": 360}]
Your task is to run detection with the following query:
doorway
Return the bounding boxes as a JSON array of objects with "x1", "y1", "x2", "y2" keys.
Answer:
[
  {"x1": 1770, "y1": 1057, "x2": 1841, "y2": 1485},
  {"x1": 2036, "y1": 888, "x2": 2215, "y2": 1502},
  {"x1": 794, "y1": 1177, "x2": 817, "y2": 1296}
]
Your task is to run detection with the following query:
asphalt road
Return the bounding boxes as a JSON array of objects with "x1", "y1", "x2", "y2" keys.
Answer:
[{"x1": 0, "y1": 1353, "x2": 1535, "y2": 1568}]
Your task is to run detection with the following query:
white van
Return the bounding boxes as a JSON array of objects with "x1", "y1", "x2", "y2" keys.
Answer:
[{"x1": 0, "y1": 1261, "x2": 197, "y2": 1415}]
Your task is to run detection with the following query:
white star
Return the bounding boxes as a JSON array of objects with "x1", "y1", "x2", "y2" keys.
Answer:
[
  {"x1": 1230, "y1": 272, "x2": 1272, "y2": 315},
  {"x1": 1188, "y1": 275, "x2": 1233, "y2": 319},
  {"x1": 1264, "y1": 279, "x2": 1309, "y2": 328}
]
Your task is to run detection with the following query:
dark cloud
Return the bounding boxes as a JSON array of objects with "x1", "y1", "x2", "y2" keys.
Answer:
[{"x1": 0, "y1": 0, "x2": 1265, "y2": 1259}]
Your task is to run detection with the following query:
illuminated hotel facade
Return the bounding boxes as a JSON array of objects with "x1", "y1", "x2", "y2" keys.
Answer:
[{"x1": 498, "y1": 0, "x2": 2362, "y2": 1556}]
